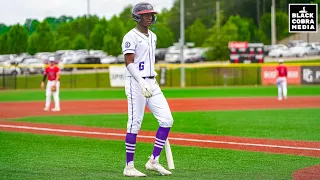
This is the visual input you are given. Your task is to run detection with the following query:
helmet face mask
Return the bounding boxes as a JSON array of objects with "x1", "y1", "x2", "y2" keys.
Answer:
[{"x1": 132, "y1": 2, "x2": 157, "y2": 25}]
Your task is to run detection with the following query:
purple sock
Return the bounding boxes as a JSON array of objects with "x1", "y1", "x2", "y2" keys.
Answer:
[
  {"x1": 125, "y1": 133, "x2": 137, "y2": 165},
  {"x1": 152, "y1": 127, "x2": 171, "y2": 160}
]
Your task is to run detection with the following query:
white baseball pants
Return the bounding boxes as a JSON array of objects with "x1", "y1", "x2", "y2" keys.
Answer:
[
  {"x1": 125, "y1": 77, "x2": 174, "y2": 134},
  {"x1": 276, "y1": 77, "x2": 287, "y2": 100},
  {"x1": 45, "y1": 80, "x2": 60, "y2": 109}
]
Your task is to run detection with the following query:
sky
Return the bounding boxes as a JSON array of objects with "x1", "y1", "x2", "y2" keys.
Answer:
[{"x1": 0, "y1": 0, "x2": 175, "y2": 25}]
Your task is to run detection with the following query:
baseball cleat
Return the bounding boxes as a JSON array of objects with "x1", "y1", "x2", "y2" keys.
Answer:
[
  {"x1": 145, "y1": 158, "x2": 172, "y2": 176},
  {"x1": 123, "y1": 163, "x2": 147, "y2": 177},
  {"x1": 43, "y1": 107, "x2": 49, "y2": 111},
  {"x1": 51, "y1": 108, "x2": 60, "y2": 112}
]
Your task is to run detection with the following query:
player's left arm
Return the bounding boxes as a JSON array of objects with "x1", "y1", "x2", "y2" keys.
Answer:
[{"x1": 54, "y1": 67, "x2": 60, "y2": 86}]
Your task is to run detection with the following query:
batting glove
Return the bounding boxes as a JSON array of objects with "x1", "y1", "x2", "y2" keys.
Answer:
[{"x1": 139, "y1": 80, "x2": 152, "y2": 98}]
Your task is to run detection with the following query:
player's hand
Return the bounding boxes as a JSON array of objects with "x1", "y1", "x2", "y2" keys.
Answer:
[
  {"x1": 41, "y1": 82, "x2": 45, "y2": 88},
  {"x1": 139, "y1": 80, "x2": 152, "y2": 98}
]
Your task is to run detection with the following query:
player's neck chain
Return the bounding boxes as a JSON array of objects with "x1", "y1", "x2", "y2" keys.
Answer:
[{"x1": 135, "y1": 27, "x2": 149, "y2": 37}]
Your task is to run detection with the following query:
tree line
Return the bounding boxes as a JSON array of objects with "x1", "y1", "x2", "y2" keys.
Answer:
[{"x1": 0, "y1": 0, "x2": 318, "y2": 60}]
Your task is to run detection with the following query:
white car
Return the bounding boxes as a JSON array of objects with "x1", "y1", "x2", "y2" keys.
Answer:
[
  {"x1": 268, "y1": 45, "x2": 293, "y2": 58},
  {"x1": 0, "y1": 61, "x2": 21, "y2": 75},
  {"x1": 101, "y1": 56, "x2": 118, "y2": 64},
  {"x1": 289, "y1": 43, "x2": 309, "y2": 57}
]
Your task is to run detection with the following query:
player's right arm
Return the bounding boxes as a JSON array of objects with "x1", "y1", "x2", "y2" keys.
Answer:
[
  {"x1": 122, "y1": 34, "x2": 152, "y2": 98},
  {"x1": 41, "y1": 67, "x2": 48, "y2": 88}
]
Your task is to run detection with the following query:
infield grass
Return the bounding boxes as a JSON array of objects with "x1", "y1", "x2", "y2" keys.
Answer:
[
  {"x1": 0, "y1": 86, "x2": 319, "y2": 102},
  {"x1": 14, "y1": 108, "x2": 320, "y2": 141},
  {"x1": 1, "y1": 132, "x2": 319, "y2": 180}
]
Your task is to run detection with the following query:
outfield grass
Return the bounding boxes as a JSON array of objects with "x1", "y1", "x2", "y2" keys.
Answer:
[
  {"x1": 1, "y1": 132, "x2": 319, "y2": 180},
  {"x1": 15, "y1": 109, "x2": 320, "y2": 141},
  {"x1": 0, "y1": 86, "x2": 319, "y2": 102}
]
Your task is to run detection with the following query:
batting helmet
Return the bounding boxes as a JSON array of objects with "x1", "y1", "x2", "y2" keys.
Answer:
[{"x1": 132, "y1": 2, "x2": 157, "y2": 23}]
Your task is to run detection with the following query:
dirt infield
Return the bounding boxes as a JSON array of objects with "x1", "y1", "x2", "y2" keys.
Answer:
[
  {"x1": 1, "y1": 96, "x2": 319, "y2": 119},
  {"x1": 0, "y1": 96, "x2": 319, "y2": 178}
]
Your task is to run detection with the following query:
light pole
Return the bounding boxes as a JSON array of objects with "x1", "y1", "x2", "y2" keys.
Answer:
[
  {"x1": 271, "y1": 0, "x2": 276, "y2": 45},
  {"x1": 87, "y1": 0, "x2": 90, "y2": 53},
  {"x1": 180, "y1": 0, "x2": 185, "y2": 87}
]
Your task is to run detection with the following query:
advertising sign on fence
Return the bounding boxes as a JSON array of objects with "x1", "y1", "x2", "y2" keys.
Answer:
[
  {"x1": 301, "y1": 66, "x2": 320, "y2": 84},
  {"x1": 109, "y1": 65, "x2": 126, "y2": 87},
  {"x1": 261, "y1": 66, "x2": 301, "y2": 85}
]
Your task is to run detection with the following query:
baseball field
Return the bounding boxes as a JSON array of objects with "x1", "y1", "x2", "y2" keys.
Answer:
[{"x1": 0, "y1": 85, "x2": 320, "y2": 179}]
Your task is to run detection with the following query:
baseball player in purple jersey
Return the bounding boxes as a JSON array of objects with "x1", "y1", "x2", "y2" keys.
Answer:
[{"x1": 121, "y1": 2, "x2": 174, "y2": 177}]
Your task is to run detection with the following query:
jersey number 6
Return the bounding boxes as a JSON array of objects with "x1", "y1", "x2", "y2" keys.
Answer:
[{"x1": 139, "y1": 62, "x2": 145, "y2": 71}]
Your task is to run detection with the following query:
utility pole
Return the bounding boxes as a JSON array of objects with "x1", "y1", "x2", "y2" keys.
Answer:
[
  {"x1": 271, "y1": 0, "x2": 276, "y2": 45},
  {"x1": 180, "y1": 0, "x2": 185, "y2": 87},
  {"x1": 257, "y1": 0, "x2": 260, "y2": 29},
  {"x1": 216, "y1": 0, "x2": 220, "y2": 31},
  {"x1": 87, "y1": 0, "x2": 90, "y2": 54}
]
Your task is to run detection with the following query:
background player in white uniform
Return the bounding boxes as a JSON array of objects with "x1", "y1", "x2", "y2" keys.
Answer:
[{"x1": 121, "y1": 2, "x2": 174, "y2": 177}]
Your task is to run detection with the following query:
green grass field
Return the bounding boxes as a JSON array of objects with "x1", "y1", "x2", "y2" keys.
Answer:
[
  {"x1": 1, "y1": 132, "x2": 319, "y2": 180},
  {"x1": 1, "y1": 85, "x2": 319, "y2": 101},
  {"x1": 1, "y1": 86, "x2": 319, "y2": 179}
]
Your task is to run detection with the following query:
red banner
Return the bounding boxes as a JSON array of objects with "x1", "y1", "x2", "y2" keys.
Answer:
[{"x1": 261, "y1": 66, "x2": 301, "y2": 85}]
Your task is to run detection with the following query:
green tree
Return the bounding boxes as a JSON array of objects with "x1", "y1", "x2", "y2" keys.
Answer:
[
  {"x1": 186, "y1": 18, "x2": 208, "y2": 47},
  {"x1": 0, "y1": 24, "x2": 10, "y2": 36},
  {"x1": 56, "y1": 22, "x2": 74, "y2": 40},
  {"x1": 0, "y1": 33, "x2": 9, "y2": 54},
  {"x1": 55, "y1": 36, "x2": 72, "y2": 50},
  {"x1": 103, "y1": 35, "x2": 119, "y2": 56},
  {"x1": 7, "y1": 24, "x2": 29, "y2": 54},
  {"x1": 259, "y1": 11, "x2": 289, "y2": 44},
  {"x1": 27, "y1": 32, "x2": 38, "y2": 55},
  {"x1": 152, "y1": 25, "x2": 174, "y2": 48},
  {"x1": 225, "y1": 15, "x2": 252, "y2": 41},
  {"x1": 72, "y1": 34, "x2": 87, "y2": 50},
  {"x1": 35, "y1": 20, "x2": 55, "y2": 52},
  {"x1": 204, "y1": 21, "x2": 238, "y2": 61},
  {"x1": 102, "y1": 16, "x2": 125, "y2": 55},
  {"x1": 24, "y1": 19, "x2": 40, "y2": 34},
  {"x1": 90, "y1": 24, "x2": 106, "y2": 50}
]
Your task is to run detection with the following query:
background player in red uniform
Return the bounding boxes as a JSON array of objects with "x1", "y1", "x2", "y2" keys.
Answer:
[
  {"x1": 276, "y1": 59, "x2": 288, "y2": 100},
  {"x1": 41, "y1": 57, "x2": 61, "y2": 111}
]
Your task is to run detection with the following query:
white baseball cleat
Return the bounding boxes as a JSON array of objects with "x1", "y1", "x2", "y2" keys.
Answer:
[
  {"x1": 145, "y1": 158, "x2": 172, "y2": 176},
  {"x1": 43, "y1": 107, "x2": 49, "y2": 111},
  {"x1": 123, "y1": 162, "x2": 147, "y2": 177},
  {"x1": 51, "y1": 108, "x2": 60, "y2": 112}
]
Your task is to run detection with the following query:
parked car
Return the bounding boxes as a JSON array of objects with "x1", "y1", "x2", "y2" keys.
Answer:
[
  {"x1": 155, "y1": 48, "x2": 168, "y2": 62},
  {"x1": 268, "y1": 45, "x2": 293, "y2": 58},
  {"x1": 117, "y1": 54, "x2": 125, "y2": 64},
  {"x1": 101, "y1": 56, "x2": 118, "y2": 64},
  {"x1": 62, "y1": 55, "x2": 101, "y2": 71},
  {"x1": 289, "y1": 43, "x2": 309, "y2": 57},
  {"x1": 0, "y1": 61, "x2": 21, "y2": 75},
  {"x1": 305, "y1": 44, "x2": 320, "y2": 55},
  {"x1": 18, "y1": 58, "x2": 44, "y2": 74}
]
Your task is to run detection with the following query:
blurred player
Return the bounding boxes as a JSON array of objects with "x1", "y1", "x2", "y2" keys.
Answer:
[
  {"x1": 276, "y1": 59, "x2": 288, "y2": 100},
  {"x1": 41, "y1": 57, "x2": 60, "y2": 111},
  {"x1": 121, "y1": 2, "x2": 174, "y2": 177}
]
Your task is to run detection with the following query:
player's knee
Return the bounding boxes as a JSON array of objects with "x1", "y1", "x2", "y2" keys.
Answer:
[{"x1": 160, "y1": 115, "x2": 174, "y2": 128}]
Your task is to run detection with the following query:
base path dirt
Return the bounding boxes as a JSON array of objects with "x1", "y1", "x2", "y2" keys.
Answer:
[
  {"x1": 293, "y1": 165, "x2": 320, "y2": 180},
  {"x1": 1, "y1": 96, "x2": 320, "y2": 119}
]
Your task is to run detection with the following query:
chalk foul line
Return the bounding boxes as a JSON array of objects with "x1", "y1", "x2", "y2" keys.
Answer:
[{"x1": 0, "y1": 124, "x2": 319, "y2": 152}]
